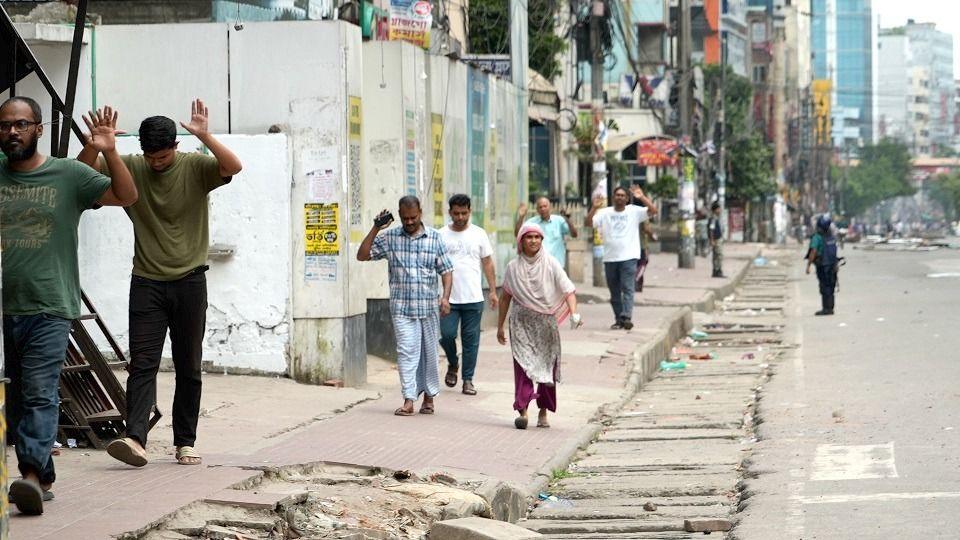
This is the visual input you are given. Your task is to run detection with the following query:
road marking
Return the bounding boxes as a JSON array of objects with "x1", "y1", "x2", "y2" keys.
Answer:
[
  {"x1": 796, "y1": 492, "x2": 960, "y2": 505},
  {"x1": 810, "y1": 442, "x2": 898, "y2": 481}
]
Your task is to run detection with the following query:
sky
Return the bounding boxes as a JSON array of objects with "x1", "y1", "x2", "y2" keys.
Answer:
[{"x1": 874, "y1": 0, "x2": 960, "y2": 75}]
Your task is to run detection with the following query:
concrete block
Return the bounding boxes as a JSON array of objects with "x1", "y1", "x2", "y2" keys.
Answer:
[
  {"x1": 684, "y1": 518, "x2": 733, "y2": 532},
  {"x1": 430, "y1": 517, "x2": 544, "y2": 540},
  {"x1": 475, "y1": 479, "x2": 526, "y2": 523}
]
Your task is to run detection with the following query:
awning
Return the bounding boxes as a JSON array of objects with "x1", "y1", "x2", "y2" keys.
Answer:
[
  {"x1": 528, "y1": 68, "x2": 559, "y2": 123},
  {"x1": 607, "y1": 134, "x2": 648, "y2": 154}
]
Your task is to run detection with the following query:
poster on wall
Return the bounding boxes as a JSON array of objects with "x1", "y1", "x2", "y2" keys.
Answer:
[
  {"x1": 304, "y1": 203, "x2": 340, "y2": 256},
  {"x1": 348, "y1": 96, "x2": 363, "y2": 228},
  {"x1": 431, "y1": 113, "x2": 445, "y2": 228},
  {"x1": 466, "y1": 68, "x2": 488, "y2": 227},
  {"x1": 405, "y1": 109, "x2": 418, "y2": 197},
  {"x1": 389, "y1": 0, "x2": 432, "y2": 49}
]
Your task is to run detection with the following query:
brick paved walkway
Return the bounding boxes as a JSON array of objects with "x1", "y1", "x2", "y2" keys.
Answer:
[{"x1": 8, "y1": 249, "x2": 758, "y2": 539}]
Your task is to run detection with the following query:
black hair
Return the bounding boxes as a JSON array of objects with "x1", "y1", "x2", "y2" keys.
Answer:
[
  {"x1": 0, "y1": 96, "x2": 42, "y2": 123},
  {"x1": 138, "y1": 116, "x2": 177, "y2": 153},
  {"x1": 399, "y1": 195, "x2": 421, "y2": 210},
  {"x1": 448, "y1": 193, "x2": 471, "y2": 209},
  {"x1": 613, "y1": 186, "x2": 630, "y2": 196},
  {"x1": 711, "y1": 201, "x2": 721, "y2": 211}
]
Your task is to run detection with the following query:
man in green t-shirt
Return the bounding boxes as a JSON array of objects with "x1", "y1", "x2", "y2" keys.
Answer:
[
  {"x1": 78, "y1": 99, "x2": 242, "y2": 468},
  {"x1": 1, "y1": 97, "x2": 137, "y2": 515}
]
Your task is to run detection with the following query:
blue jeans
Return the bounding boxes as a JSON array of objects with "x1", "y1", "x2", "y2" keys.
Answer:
[
  {"x1": 604, "y1": 259, "x2": 638, "y2": 322},
  {"x1": 439, "y1": 302, "x2": 484, "y2": 381},
  {"x1": 4, "y1": 313, "x2": 72, "y2": 484}
]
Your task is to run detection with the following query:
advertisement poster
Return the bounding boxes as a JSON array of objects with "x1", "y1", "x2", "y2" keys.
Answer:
[
  {"x1": 389, "y1": 0, "x2": 432, "y2": 49},
  {"x1": 431, "y1": 113, "x2": 445, "y2": 227},
  {"x1": 405, "y1": 109, "x2": 417, "y2": 196},
  {"x1": 348, "y1": 96, "x2": 363, "y2": 227},
  {"x1": 304, "y1": 203, "x2": 340, "y2": 256},
  {"x1": 466, "y1": 67, "x2": 488, "y2": 227}
]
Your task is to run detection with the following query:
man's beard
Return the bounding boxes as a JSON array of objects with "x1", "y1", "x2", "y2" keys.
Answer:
[{"x1": 1, "y1": 137, "x2": 39, "y2": 162}]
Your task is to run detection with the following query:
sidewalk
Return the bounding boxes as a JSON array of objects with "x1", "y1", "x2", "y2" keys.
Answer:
[{"x1": 7, "y1": 254, "x2": 755, "y2": 539}]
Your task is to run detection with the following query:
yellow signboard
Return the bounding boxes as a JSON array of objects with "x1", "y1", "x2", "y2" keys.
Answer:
[
  {"x1": 305, "y1": 203, "x2": 340, "y2": 256},
  {"x1": 431, "y1": 113, "x2": 444, "y2": 227},
  {"x1": 812, "y1": 79, "x2": 832, "y2": 146}
]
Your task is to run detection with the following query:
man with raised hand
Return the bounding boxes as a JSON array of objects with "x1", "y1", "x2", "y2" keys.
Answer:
[
  {"x1": 78, "y1": 99, "x2": 242, "y2": 468},
  {"x1": 1, "y1": 97, "x2": 137, "y2": 514}
]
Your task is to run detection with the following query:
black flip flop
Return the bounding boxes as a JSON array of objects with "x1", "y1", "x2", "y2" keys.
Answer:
[{"x1": 9, "y1": 479, "x2": 44, "y2": 515}]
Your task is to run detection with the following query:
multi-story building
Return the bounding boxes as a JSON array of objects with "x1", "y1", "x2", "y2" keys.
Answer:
[
  {"x1": 877, "y1": 21, "x2": 954, "y2": 156},
  {"x1": 878, "y1": 30, "x2": 911, "y2": 141},
  {"x1": 811, "y1": 0, "x2": 877, "y2": 148},
  {"x1": 903, "y1": 21, "x2": 955, "y2": 155},
  {"x1": 908, "y1": 65, "x2": 933, "y2": 156}
]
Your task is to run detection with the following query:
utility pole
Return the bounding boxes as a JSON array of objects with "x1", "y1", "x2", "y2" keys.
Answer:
[
  {"x1": 590, "y1": 0, "x2": 607, "y2": 287},
  {"x1": 677, "y1": 0, "x2": 695, "y2": 268},
  {"x1": 717, "y1": 30, "x2": 727, "y2": 223}
]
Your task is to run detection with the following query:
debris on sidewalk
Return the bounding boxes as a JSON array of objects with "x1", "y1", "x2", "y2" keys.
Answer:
[
  {"x1": 659, "y1": 360, "x2": 688, "y2": 371},
  {"x1": 689, "y1": 329, "x2": 710, "y2": 340},
  {"x1": 137, "y1": 463, "x2": 496, "y2": 540}
]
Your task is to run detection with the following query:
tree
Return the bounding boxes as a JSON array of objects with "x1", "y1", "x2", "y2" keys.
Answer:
[
  {"x1": 468, "y1": 0, "x2": 568, "y2": 80},
  {"x1": 929, "y1": 172, "x2": 960, "y2": 221},
  {"x1": 702, "y1": 64, "x2": 776, "y2": 201},
  {"x1": 840, "y1": 139, "x2": 915, "y2": 217}
]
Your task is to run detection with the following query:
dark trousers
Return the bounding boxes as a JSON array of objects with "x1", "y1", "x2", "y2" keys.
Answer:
[
  {"x1": 4, "y1": 313, "x2": 72, "y2": 484},
  {"x1": 439, "y1": 301, "x2": 484, "y2": 381},
  {"x1": 815, "y1": 264, "x2": 836, "y2": 311},
  {"x1": 126, "y1": 273, "x2": 207, "y2": 448},
  {"x1": 604, "y1": 259, "x2": 638, "y2": 322}
]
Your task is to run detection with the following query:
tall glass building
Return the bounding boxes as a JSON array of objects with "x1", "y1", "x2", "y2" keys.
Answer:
[{"x1": 811, "y1": 0, "x2": 877, "y2": 147}]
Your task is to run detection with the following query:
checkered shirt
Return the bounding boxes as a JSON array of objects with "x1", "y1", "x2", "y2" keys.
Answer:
[{"x1": 370, "y1": 226, "x2": 454, "y2": 318}]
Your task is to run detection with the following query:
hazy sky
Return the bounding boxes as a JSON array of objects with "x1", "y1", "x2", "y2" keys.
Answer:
[{"x1": 875, "y1": 0, "x2": 960, "y2": 75}]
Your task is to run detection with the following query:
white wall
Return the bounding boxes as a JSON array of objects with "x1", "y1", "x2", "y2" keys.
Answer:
[{"x1": 78, "y1": 134, "x2": 292, "y2": 373}]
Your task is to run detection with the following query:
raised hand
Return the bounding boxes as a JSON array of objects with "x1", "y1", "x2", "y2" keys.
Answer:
[
  {"x1": 592, "y1": 196, "x2": 606, "y2": 210},
  {"x1": 82, "y1": 106, "x2": 125, "y2": 153},
  {"x1": 518, "y1": 202, "x2": 528, "y2": 218},
  {"x1": 630, "y1": 185, "x2": 646, "y2": 199},
  {"x1": 180, "y1": 98, "x2": 209, "y2": 137}
]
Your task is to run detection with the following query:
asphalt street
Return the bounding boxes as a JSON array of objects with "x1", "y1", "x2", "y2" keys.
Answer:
[{"x1": 734, "y1": 244, "x2": 960, "y2": 539}]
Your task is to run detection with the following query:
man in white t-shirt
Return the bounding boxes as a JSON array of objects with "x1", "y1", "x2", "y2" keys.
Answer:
[
  {"x1": 586, "y1": 185, "x2": 658, "y2": 330},
  {"x1": 439, "y1": 194, "x2": 498, "y2": 395}
]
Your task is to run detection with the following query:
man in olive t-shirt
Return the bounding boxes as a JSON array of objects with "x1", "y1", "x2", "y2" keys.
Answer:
[
  {"x1": 78, "y1": 99, "x2": 242, "y2": 468},
  {"x1": 1, "y1": 97, "x2": 137, "y2": 515}
]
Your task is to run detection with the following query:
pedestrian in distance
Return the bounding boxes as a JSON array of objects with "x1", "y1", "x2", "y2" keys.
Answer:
[
  {"x1": 358, "y1": 196, "x2": 454, "y2": 416},
  {"x1": 514, "y1": 196, "x2": 578, "y2": 268},
  {"x1": 497, "y1": 223, "x2": 582, "y2": 430},
  {"x1": 78, "y1": 99, "x2": 243, "y2": 468},
  {"x1": 439, "y1": 194, "x2": 498, "y2": 396},
  {"x1": 806, "y1": 214, "x2": 840, "y2": 316},
  {"x1": 585, "y1": 185, "x2": 657, "y2": 330},
  {"x1": 695, "y1": 207, "x2": 709, "y2": 257},
  {"x1": 708, "y1": 201, "x2": 725, "y2": 278},
  {"x1": 1, "y1": 97, "x2": 138, "y2": 514}
]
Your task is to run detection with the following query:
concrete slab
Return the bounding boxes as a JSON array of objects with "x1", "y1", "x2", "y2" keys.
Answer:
[
  {"x1": 555, "y1": 471, "x2": 737, "y2": 498},
  {"x1": 598, "y1": 428, "x2": 742, "y2": 442},
  {"x1": 430, "y1": 517, "x2": 544, "y2": 539}
]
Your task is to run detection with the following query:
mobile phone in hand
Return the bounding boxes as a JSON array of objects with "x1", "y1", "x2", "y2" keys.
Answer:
[{"x1": 374, "y1": 211, "x2": 394, "y2": 228}]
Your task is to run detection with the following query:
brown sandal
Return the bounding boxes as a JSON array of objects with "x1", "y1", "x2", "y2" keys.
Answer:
[
  {"x1": 419, "y1": 404, "x2": 435, "y2": 414},
  {"x1": 444, "y1": 367, "x2": 458, "y2": 387},
  {"x1": 394, "y1": 407, "x2": 415, "y2": 416}
]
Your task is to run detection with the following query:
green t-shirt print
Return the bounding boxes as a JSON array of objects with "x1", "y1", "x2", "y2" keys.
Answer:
[
  {"x1": 0, "y1": 156, "x2": 111, "y2": 319},
  {"x1": 102, "y1": 152, "x2": 230, "y2": 281}
]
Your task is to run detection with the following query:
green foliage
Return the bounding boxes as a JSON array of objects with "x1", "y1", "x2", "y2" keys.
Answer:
[
  {"x1": 468, "y1": 0, "x2": 567, "y2": 80},
  {"x1": 929, "y1": 172, "x2": 960, "y2": 221},
  {"x1": 702, "y1": 64, "x2": 754, "y2": 143},
  {"x1": 646, "y1": 173, "x2": 678, "y2": 199},
  {"x1": 934, "y1": 146, "x2": 958, "y2": 158},
  {"x1": 840, "y1": 139, "x2": 915, "y2": 217},
  {"x1": 702, "y1": 64, "x2": 775, "y2": 201},
  {"x1": 728, "y1": 135, "x2": 776, "y2": 201},
  {"x1": 529, "y1": 162, "x2": 550, "y2": 199},
  {"x1": 551, "y1": 468, "x2": 574, "y2": 481}
]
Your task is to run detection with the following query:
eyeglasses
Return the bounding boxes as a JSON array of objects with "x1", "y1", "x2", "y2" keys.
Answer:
[{"x1": 0, "y1": 120, "x2": 42, "y2": 133}]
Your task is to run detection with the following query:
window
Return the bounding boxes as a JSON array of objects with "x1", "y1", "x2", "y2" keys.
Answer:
[
  {"x1": 751, "y1": 22, "x2": 766, "y2": 43},
  {"x1": 753, "y1": 65, "x2": 768, "y2": 83}
]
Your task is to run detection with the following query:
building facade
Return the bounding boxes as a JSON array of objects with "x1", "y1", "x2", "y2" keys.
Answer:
[{"x1": 811, "y1": 0, "x2": 876, "y2": 148}]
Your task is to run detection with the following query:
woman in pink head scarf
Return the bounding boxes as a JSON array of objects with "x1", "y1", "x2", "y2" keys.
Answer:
[{"x1": 497, "y1": 223, "x2": 583, "y2": 429}]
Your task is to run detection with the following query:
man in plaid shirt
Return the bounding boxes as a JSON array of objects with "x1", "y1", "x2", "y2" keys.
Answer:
[{"x1": 358, "y1": 196, "x2": 453, "y2": 416}]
